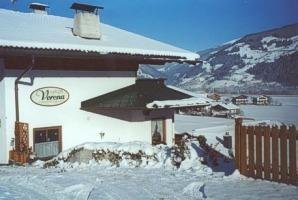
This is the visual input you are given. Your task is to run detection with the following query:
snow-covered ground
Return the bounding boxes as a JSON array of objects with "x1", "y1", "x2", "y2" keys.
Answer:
[
  {"x1": 1, "y1": 165, "x2": 298, "y2": 200},
  {"x1": 175, "y1": 115, "x2": 234, "y2": 158},
  {"x1": 240, "y1": 96, "x2": 298, "y2": 126},
  {"x1": 175, "y1": 96, "x2": 298, "y2": 156},
  {"x1": 1, "y1": 102, "x2": 298, "y2": 199}
]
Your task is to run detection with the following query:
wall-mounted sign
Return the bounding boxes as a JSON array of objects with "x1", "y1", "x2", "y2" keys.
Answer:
[{"x1": 30, "y1": 87, "x2": 69, "y2": 106}]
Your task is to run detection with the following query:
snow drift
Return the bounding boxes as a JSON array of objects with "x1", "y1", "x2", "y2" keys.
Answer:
[{"x1": 39, "y1": 141, "x2": 234, "y2": 176}]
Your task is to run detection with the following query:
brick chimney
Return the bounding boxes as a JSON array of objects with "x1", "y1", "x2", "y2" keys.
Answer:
[{"x1": 70, "y1": 3, "x2": 104, "y2": 40}]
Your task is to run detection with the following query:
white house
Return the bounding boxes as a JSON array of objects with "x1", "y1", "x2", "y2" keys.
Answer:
[
  {"x1": 252, "y1": 95, "x2": 269, "y2": 105},
  {"x1": 211, "y1": 103, "x2": 240, "y2": 118},
  {"x1": 232, "y1": 95, "x2": 249, "y2": 105},
  {"x1": 0, "y1": 3, "x2": 200, "y2": 164}
]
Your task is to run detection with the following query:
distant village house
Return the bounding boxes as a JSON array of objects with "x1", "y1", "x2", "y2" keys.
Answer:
[
  {"x1": 211, "y1": 103, "x2": 240, "y2": 118},
  {"x1": 165, "y1": 85, "x2": 211, "y2": 115},
  {"x1": 232, "y1": 95, "x2": 249, "y2": 105},
  {"x1": 252, "y1": 95, "x2": 269, "y2": 105},
  {"x1": 207, "y1": 93, "x2": 221, "y2": 101}
]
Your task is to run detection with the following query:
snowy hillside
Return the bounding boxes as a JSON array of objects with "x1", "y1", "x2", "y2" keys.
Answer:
[{"x1": 139, "y1": 23, "x2": 298, "y2": 94}]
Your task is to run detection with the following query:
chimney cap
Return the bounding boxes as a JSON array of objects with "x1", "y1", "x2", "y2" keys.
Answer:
[
  {"x1": 29, "y1": 3, "x2": 49, "y2": 10},
  {"x1": 70, "y1": 3, "x2": 103, "y2": 12}
]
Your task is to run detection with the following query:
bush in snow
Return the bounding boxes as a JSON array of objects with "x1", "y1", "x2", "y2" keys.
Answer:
[
  {"x1": 39, "y1": 141, "x2": 233, "y2": 175},
  {"x1": 44, "y1": 147, "x2": 85, "y2": 168},
  {"x1": 171, "y1": 139, "x2": 191, "y2": 168},
  {"x1": 92, "y1": 149, "x2": 122, "y2": 167},
  {"x1": 43, "y1": 142, "x2": 166, "y2": 169},
  {"x1": 92, "y1": 149, "x2": 158, "y2": 167}
]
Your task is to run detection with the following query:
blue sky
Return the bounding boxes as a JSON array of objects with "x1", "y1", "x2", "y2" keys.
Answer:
[{"x1": 1, "y1": 0, "x2": 298, "y2": 51}]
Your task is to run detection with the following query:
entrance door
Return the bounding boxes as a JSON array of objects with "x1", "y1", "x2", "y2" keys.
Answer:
[
  {"x1": 151, "y1": 119, "x2": 166, "y2": 145},
  {"x1": 33, "y1": 126, "x2": 62, "y2": 158}
]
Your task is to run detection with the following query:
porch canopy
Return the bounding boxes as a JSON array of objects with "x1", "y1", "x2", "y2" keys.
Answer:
[{"x1": 81, "y1": 79, "x2": 192, "y2": 121}]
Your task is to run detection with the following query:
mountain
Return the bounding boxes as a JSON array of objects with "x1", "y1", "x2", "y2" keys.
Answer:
[{"x1": 138, "y1": 23, "x2": 298, "y2": 94}]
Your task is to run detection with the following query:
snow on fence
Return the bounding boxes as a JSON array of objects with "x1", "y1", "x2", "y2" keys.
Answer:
[{"x1": 235, "y1": 118, "x2": 298, "y2": 185}]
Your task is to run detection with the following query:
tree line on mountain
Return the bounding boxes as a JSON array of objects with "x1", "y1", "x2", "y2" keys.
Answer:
[{"x1": 248, "y1": 52, "x2": 298, "y2": 86}]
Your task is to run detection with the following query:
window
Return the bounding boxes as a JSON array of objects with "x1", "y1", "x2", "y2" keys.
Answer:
[
  {"x1": 33, "y1": 126, "x2": 62, "y2": 158},
  {"x1": 151, "y1": 119, "x2": 166, "y2": 145}
]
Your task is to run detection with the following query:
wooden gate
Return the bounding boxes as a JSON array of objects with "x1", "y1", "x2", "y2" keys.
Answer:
[{"x1": 235, "y1": 118, "x2": 298, "y2": 185}]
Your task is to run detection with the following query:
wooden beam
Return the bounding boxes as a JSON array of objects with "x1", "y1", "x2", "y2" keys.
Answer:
[{"x1": 4, "y1": 56, "x2": 139, "y2": 71}]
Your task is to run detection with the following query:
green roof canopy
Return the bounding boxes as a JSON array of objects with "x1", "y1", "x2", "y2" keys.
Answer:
[{"x1": 81, "y1": 79, "x2": 191, "y2": 111}]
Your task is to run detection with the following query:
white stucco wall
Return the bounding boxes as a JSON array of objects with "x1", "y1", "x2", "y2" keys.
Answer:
[
  {"x1": 0, "y1": 60, "x2": 7, "y2": 163},
  {"x1": 165, "y1": 118, "x2": 175, "y2": 145},
  {"x1": 1, "y1": 69, "x2": 162, "y2": 163}
]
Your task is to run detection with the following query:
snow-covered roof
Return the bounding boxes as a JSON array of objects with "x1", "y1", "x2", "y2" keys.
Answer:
[
  {"x1": 253, "y1": 95, "x2": 268, "y2": 99},
  {"x1": 29, "y1": 3, "x2": 49, "y2": 8},
  {"x1": 212, "y1": 103, "x2": 239, "y2": 110},
  {"x1": 232, "y1": 95, "x2": 248, "y2": 99},
  {"x1": 0, "y1": 9, "x2": 199, "y2": 61},
  {"x1": 146, "y1": 97, "x2": 210, "y2": 109},
  {"x1": 166, "y1": 85, "x2": 209, "y2": 99}
]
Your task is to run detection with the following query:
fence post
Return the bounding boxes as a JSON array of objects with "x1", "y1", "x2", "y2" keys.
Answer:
[
  {"x1": 280, "y1": 125, "x2": 288, "y2": 183},
  {"x1": 264, "y1": 125, "x2": 271, "y2": 180},
  {"x1": 248, "y1": 126, "x2": 255, "y2": 177},
  {"x1": 240, "y1": 125, "x2": 248, "y2": 175},
  {"x1": 255, "y1": 125, "x2": 262, "y2": 179},
  {"x1": 289, "y1": 125, "x2": 297, "y2": 185},
  {"x1": 271, "y1": 125, "x2": 279, "y2": 182},
  {"x1": 235, "y1": 118, "x2": 243, "y2": 170}
]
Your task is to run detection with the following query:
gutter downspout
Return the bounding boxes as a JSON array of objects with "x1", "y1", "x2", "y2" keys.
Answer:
[{"x1": 15, "y1": 56, "x2": 34, "y2": 122}]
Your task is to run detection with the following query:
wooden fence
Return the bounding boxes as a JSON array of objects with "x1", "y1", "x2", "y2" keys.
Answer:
[{"x1": 235, "y1": 118, "x2": 298, "y2": 185}]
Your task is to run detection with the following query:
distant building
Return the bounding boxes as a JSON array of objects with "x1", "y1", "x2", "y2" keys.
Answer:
[
  {"x1": 211, "y1": 103, "x2": 240, "y2": 118},
  {"x1": 252, "y1": 95, "x2": 269, "y2": 105},
  {"x1": 166, "y1": 86, "x2": 211, "y2": 115},
  {"x1": 207, "y1": 93, "x2": 221, "y2": 101},
  {"x1": 232, "y1": 95, "x2": 249, "y2": 105}
]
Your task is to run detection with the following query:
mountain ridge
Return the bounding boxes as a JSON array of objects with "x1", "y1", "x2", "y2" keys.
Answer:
[{"x1": 138, "y1": 23, "x2": 298, "y2": 94}]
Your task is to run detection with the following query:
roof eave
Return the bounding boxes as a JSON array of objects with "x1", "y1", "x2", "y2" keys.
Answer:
[
  {"x1": 81, "y1": 106, "x2": 179, "y2": 111},
  {"x1": 0, "y1": 46, "x2": 200, "y2": 65}
]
